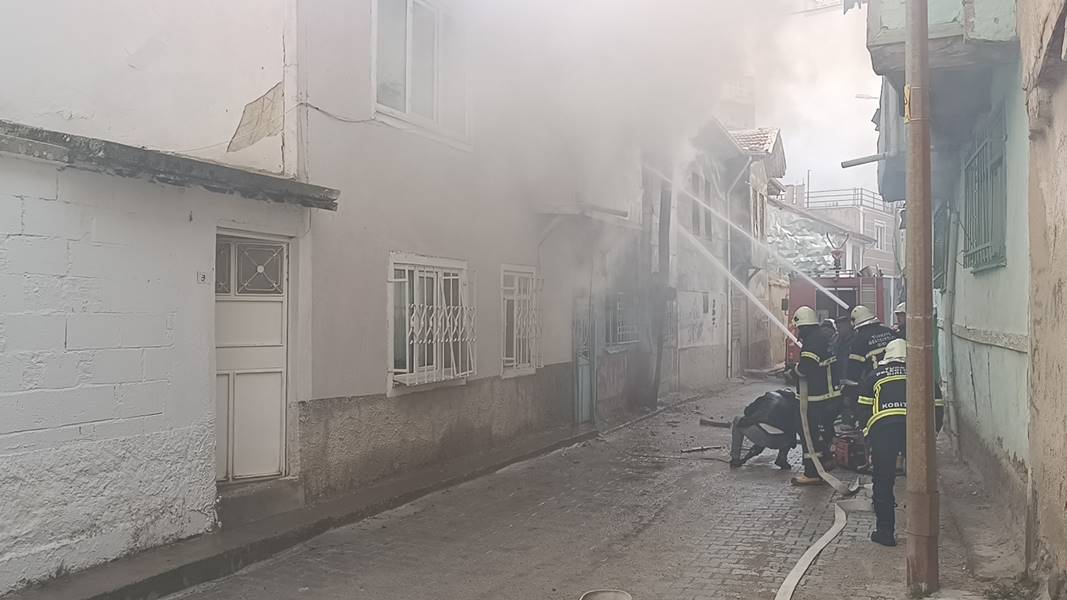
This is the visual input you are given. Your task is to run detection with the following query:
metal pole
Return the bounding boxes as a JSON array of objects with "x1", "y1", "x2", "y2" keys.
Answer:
[{"x1": 904, "y1": 0, "x2": 938, "y2": 593}]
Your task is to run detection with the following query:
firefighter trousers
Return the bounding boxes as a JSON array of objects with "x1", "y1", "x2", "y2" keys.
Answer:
[
  {"x1": 799, "y1": 398, "x2": 841, "y2": 478},
  {"x1": 868, "y1": 421, "x2": 907, "y2": 533}
]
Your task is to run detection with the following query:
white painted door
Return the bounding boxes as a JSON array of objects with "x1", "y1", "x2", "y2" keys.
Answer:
[{"x1": 214, "y1": 236, "x2": 288, "y2": 481}]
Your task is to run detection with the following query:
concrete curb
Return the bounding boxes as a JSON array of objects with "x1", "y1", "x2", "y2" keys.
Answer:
[{"x1": 7, "y1": 426, "x2": 598, "y2": 600}]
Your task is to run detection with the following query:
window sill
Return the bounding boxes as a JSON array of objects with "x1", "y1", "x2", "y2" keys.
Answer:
[
  {"x1": 389, "y1": 374, "x2": 469, "y2": 397},
  {"x1": 374, "y1": 106, "x2": 472, "y2": 152},
  {"x1": 502, "y1": 366, "x2": 538, "y2": 380},
  {"x1": 605, "y1": 342, "x2": 640, "y2": 354},
  {"x1": 967, "y1": 260, "x2": 1007, "y2": 274}
]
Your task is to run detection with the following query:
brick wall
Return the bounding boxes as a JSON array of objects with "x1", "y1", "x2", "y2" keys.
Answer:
[{"x1": 0, "y1": 155, "x2": 309, "y2": 593}]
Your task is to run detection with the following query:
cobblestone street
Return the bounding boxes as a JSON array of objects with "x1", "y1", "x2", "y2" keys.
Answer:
[{"x1": 171, "y1": 382, "x2": 980, "y2": 600}]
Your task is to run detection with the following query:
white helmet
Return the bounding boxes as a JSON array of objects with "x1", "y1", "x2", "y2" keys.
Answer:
[
  {"x1": 895, "y1": 302, "x2": 906, "y2": 314},
  {"x1": 793, "y1": 306, "x2": 818, "y2": 327},
  {"x1": 882, "y1": 338, "x2": 907, "y2": 364},
  {"x1": 851, "y1": 305, "x2": 879, "y2": 328}
]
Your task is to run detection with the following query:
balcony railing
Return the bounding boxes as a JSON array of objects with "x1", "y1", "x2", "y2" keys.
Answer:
[{"x1": 805, "y1": 188, "x2": 893, "y2": 213}]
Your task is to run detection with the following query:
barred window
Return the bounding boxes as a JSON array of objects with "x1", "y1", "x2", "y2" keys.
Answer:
[
  {"x1": 502, "y1": 267, "x2": 542, "y2": 374},
  {"x1": 963, "y1": 105, "x2": 1007, "y2": 271},
  {"x1": 390, "y1": 254, "x2": 476, "y2": 387},
  {"x1": 606, "y1": 292, "x2": 639, "y2": 346}
]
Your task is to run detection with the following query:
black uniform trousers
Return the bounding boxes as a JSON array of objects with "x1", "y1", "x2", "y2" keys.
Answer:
[
  {"x1": 799, "y1": 398, "x2": 841, "y2": 478},
  {"x1": 868, "y1": 420, "x2": 907, "y2": 532}
]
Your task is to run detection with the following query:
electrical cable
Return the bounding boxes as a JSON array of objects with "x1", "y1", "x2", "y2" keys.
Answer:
[{"x1": 172, "y1": 101, "x2": 374, "y2": 154}]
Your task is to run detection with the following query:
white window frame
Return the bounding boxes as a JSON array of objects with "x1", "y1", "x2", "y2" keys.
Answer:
[
  {"x1": 388, "y1": 252, "x2": 476, "y2": 389},
  {"x1": 372, "y1": 0, "x2": 470, "y2": 146},
  {"x1": 501, "y1": 265, "x2": 542, "y2": 377}
]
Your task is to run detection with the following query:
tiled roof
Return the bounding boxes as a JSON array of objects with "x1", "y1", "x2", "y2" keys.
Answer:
[{"x1": 729, "y1": 128, "x2": 780, "y2": 156}]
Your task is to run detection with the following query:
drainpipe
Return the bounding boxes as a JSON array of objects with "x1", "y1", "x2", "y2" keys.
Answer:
[
  {"x1": 941, "y1": 203, "x2": 961, "y2": 453},
  {"x1": 724, "y1": 157, "x2": 753, "y2": 378}
]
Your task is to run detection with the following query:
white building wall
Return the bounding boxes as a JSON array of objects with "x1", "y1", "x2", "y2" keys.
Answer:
[
  {"x1": 0, "y1": 0, "x2": 288, "y2": 174},
  {"x1": 0, "y1": 155, "x2": 310, "y2": 592}
]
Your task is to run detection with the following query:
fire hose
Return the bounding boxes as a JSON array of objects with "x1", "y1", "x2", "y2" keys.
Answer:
[{"x1": 774, "y1": 379, "x2": 862, "y2": 600}]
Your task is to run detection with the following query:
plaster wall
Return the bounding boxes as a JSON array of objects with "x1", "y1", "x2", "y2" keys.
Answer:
[
  {"x1": 1020, "y1": 0, "x2": 1067, "y2": 575},
  {"x1": 0, "y1": 0, "x2": 289, "y2": 174},
  {"x1": 946, "y1": 60, "x2": 1030, "y2": 477}
]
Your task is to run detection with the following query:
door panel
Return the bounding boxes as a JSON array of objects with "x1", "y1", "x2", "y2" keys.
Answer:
[
  {"x1": 215, "y1": 301, "x2": 285, "y2": 347},
  {"x1": 216, "y1": 346, "x2": 287, "y2": 371},
  {"x1": 232, "y1": 371, "x2": 284, "y2": 479},
  {"x1": 215, "y1": 373, "x2": 230, "y2": 480},
  {"x1": 574, "y1": 295, "x2": 594, "y2": 424}
]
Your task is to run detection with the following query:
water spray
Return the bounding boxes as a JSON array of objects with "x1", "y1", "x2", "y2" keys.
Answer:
[
  {"x1": 644, "y1": 165, "x2": 852, "y2": 311},
  {"x1": 679, "y1": 227, "x2": 799, "y2": 346}
]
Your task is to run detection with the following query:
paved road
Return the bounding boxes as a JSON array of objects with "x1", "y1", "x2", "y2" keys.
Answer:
[{"x1": 172, "y1": 382, "x2": 976, "y2": 600}]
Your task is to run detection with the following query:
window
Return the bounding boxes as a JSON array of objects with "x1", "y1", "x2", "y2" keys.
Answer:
[
  {"x1": 501, "y1": 267, "x2": 541, "y2": 374},
  {"x1": 376, "y1": 0, "x2": 467, "y2": 137},
  {"x1": 963, "y1": 105, "x2": 1007, "y2": 271},
  {"x1": 702, "y1": 292, "x2": 710, "y2": 314},
  {"x1": 689, "y1": 172, "x2": 703, "y2": 235},
  {"x1": 874, "y1": 223, "x2": 887, "y2": 251},
  {"x1": 390, "y1": 254, "x2": 476, "y2": 386},
  {"x1": 751, "y1": 191, "x2": 766, "y2": 240},
  {"x1": 216, "y1": 239, "x2": 285, "y2": 296},
  {"x1": 703, "y1": 180, "x2": 714, "y2": 239},
  {"x1": 606, "y1": 292, "x2": 639, "y2": 345}
]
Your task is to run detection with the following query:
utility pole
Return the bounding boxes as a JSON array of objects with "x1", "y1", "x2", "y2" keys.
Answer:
[{"x1": 904, "y1": 0, "x2": 938, "y2": 594}]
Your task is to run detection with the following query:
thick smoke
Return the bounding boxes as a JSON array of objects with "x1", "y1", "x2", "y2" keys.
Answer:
[{"x1": 465, "y1": 0, "x2": 793, "y2": 205}]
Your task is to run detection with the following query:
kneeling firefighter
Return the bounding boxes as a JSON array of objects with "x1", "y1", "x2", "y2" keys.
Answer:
[
  {"x1": 729, "y1": 389, "x2": 799, "y2": 469},
  {"x1": 791, "y1": 306, "x2": 842, "y2": 486},
  {"x1": 857, "y1": 338, "x2": 944, "y2": 547}
]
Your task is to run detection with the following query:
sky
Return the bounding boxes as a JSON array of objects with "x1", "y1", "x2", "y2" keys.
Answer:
[{"x1": 761, "y1": 4, "x2": 883, "y2": 192}]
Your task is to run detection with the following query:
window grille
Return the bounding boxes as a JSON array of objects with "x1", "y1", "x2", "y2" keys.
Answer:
[
  {"x1": 502, "y1": 268, "x2": 542, "y2": 373},
  {"x1": 391, "y1": 257, "x2": 476, "y2": 386},
  {"x1": 215, "y1": 239, "x2": 285, "y2": 297},
  {"x1": 963, "y1": 105, "x2": 1007, "y2": 271},
  {"x1": 606, "y1": 292, "x2": 639, "y2": 345}
]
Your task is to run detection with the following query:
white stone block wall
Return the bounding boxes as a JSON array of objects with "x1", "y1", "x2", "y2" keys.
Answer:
[{"x1": 0, "y1": 154, "x2": 310, "y2": 592}]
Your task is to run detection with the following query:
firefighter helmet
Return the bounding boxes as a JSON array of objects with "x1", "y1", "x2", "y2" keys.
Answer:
[
  {"x1": 793, "y1": 306, "x2": 818, "y2": 327},
  {"x1": 882, "y1": 338, "x2": 907, "y2": 364},
  {"x1": 851, "y1": 305, "x2": 879, "y2": 327},
  {"x1": 895, "y1": 302, "x2": 906, "y2": 315}
]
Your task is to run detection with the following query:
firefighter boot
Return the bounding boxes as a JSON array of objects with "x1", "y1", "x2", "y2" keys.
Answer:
[
  {"x1": 871, "y1": 498, "x2": 896, "y2": 546},
  {"x1": 870, "y1": 529, "x2": 897, "y2": 547},
  {"x1": 775, "y1": 448, "x2": 791, "y2": 470}
]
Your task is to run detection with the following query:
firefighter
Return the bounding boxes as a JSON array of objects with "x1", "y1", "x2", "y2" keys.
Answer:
[
  {"x1": 833, "y1": 315, "x2": 854, "y2": 380},
  {"x1": 893, "y1": 302, "x2": 906, "y2": 339},
  {"x1": 857, "y1": 338, "x2": 945, "y2": 547},
  {"x1": 790, "y1": 306, "x2": 842, "y2": 486},
  {"x1": 842, "y1": 305, "x2": 898, "y2": 416},
  {"x1": 729, "y1": 390, "x2": 798, "y2": 470}
]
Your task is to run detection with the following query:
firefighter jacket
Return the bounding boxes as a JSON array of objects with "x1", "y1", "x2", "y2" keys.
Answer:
[
  {"x1": 844, "y1": 323, "x2": 898, "y2": 387},
  {"x1": 738, "y1": 390, "x2": 799, "y2": 437},
  {"x1": 795, "y1": 327, "x2": 841, "y2": 401},
  {"x1": 857, "y1": 361, "x2": 945, "y2": 435}
]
